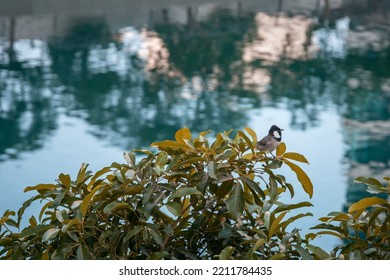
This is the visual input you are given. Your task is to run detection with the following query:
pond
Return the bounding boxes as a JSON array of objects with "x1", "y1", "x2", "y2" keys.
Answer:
[{"x1": 0, "y1": 0, "x2": 389, "y2": 252}]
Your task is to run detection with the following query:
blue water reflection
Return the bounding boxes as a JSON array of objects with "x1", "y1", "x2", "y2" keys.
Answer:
[{"x1": 0, "y1": 0, "x2": 389, "y2": 252}]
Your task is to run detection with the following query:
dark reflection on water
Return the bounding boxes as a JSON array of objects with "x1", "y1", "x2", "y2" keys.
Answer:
[{"x1": 0, "y1": 0, "x2": 390, "y2": 250}]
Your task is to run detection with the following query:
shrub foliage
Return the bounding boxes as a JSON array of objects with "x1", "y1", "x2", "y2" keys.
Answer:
[
  {"x1": 0, "y1": 128, "x2": 389, "y2": 260},
  {"x1": 313, "y1": 176, "x2": 390, "y2": 259}
]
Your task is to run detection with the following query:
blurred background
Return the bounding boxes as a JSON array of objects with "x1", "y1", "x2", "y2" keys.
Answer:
[{"x1": 0, "y1": 0, "x2": 389, "y2": 251}]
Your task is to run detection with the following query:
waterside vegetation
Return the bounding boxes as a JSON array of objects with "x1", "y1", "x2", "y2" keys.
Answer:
[{"x1": 0, "y1": 128, "x2": 389, "y2": 259}]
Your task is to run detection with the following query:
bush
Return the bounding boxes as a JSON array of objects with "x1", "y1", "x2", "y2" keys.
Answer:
[
  {"x1": 0, "y1": 127, "x2": 389, "y2": 260},
  {"x1": 312, "y1": 176, "x2": 390, "y2": 259}
]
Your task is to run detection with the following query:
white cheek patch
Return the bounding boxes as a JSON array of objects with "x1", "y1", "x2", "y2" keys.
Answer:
[{"x1": 273, "y1": 131, "x2": 281, "y2": 138}]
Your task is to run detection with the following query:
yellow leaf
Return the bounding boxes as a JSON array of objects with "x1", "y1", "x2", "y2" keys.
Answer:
[
  {"x1": 282, "y1": 152, "x2": 309, "y2": 164},
  {"x1": 41, "y1": 250, "x2": 49, "y2": 260},
  {"x1": 151, "y1": 140, "x2": 189, "y2": 150},
  {"x1": 80, "y1": 184, "x2": 106, "y2": 217},
  {"x1": 276, "y1": 142, "x2": 286, "y2": 157},
  {"x1": 175, "y1": 127, "x2": 192, "y2": 143},
  {"x1": 268, "y1": 212, "x2": 287, "y2": 238},
  {"x1": 244, "y1": 127, "x2": 258, "y2": 144},
  {"x1": 252, "y1": 238, "x2": 266, "y2": 252},
  {"x1": 182, "y1": 197, "x2": 190, "y2": 218},
  {"x1": 58, "y1": 173, "x2": 71, "y2": 189},
  {"x1": 242, "y1": 153, "x2": 254, "y2": 160},
  {"x1": 237, "y1": 131, "x2": 254, "y2": 153},
  {"x1": 315, "y1": 230, "x2": 344, "y2": 239},
  {"x1": 219, "y1": 246, "x2": 234, "y2": 260},
  {"x1": 348, "y1": 197, "x2": 388, "y2": 213},
  {"x1": 24, "y1": 184, "x2": 57, "y2": 193},
  {"x1": 86, "y1": 167, "x2": 112, "y2": 192},
  {"x1": 283, "y1": 159, "x2": 313, "y2": 198}
]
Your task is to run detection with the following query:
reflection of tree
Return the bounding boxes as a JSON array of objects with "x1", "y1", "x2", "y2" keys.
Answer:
[
  {"x1": 0, "y1": 65, "x2": 57, "y2": 161},
  {"x1": 48, "y1": 17, "x2": 112, "y2": 86},
  {"x1": 0, "y1": 14, "x2": 58, "y2": 161},
  {"x1": 42, "y1": 9, "x2": 261, "y2": 149},
  {"x1": 149, "y1": 8, "x2": 261, "y2": 133},
  {"x1": 155, "y1": 8, "x2": 254, "y2": 78}
]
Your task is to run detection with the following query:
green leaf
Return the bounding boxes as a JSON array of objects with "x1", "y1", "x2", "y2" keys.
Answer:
[
  {"x1": 276, "y1": 142, "x2": 286, "y2": 156},
  {"x1": 67, "y1": 231, "x2": 80, "y2": 243},
  {"x1": 208, "y1": 161, "x2": 218, "y2": 180},
  {"x1": 149, "y1": 251, "x2": 170, "y2": 260},
  {"x1": 114, "y1": 170, "x2": 125, "y2": 183},
  {"x1": 311, "y1": 230, "x2": 344, "y2": 239},
  {"x1": 61, "y1": 219, "x2": 81, "y2": 233},
  {"x1": 264, "y1": 211, "x2": 271, "y2": 231},
  {"x1": 155, "y1": 151, "x2": 168, "y2": 175},
  {"x1": 172, "y1": 157, "x2": 206, "y2": 170},
  {"x1": 348, "y1": 197, "x2": 388, "y2": 213},
  {"x1": 285, "y1": 183, "x2": 295, "y2": 198},
  {"x1": 269, "y1": 253, "x2": 286, "y2": 260},
  {"x1": 226, "y1": 184, "x2": 245, "y2": 220},
  {"x1": 274, "y1": 202, "x2": 313, "y2": 213},
  {"x1": 197, "y1": 173, "x2": 211, "y2": 194},
  {"x1": 216, "y1": 179, "x2": 234, "y2": 199},
  {"x1": 125, "y1": 170, "x2": 136, "y2": 180},
  {"x1": 283, "y1": 159, "x2": 313, "y2": 198},
  {"x1": 306, "y1": 244, "x2": 331, "y2": 259},
  {"x1": 124, "y1": 226, "x2": 143, "y2": 242},
  {"x1": 165, "y1": 201, "x2": 182, "y2": 216},
  {"x1": 326, "y1": 212, "x2": 351, "y2": 222},
  {"x1": 219, "y1": 246, "x2": 234, "y2": 260},
  {"x1": 149, "y1": 228, "x2": 163, "y2": 245},
  {"x1": 42, "y1": 228, "x2": 60, "y2": 242},
  {"x1": 19, "y1": 224, "x2": 53, "y2": 239},
  {"x1": 294, "y1": 245, "x2": 314, "y2": 260},
  {"x1": 77, "y1": 245, "x2": 91, "y2": 260},
  {"x1": 17, "y1": 196, "x2": 36, "y2": 227},
  {"x1": 240, "y1": 176, "x2": 265, "y2": 199},
  {"x1": 103, "y1": 202, "x2": 132, "y2": 214},
  {"x1": 71, "y1": 200, "x2": 82, "y2": 210},
  {"x1": 55, "y1": 210, "x2": 67, "y2": 223},
  {"x1": 354, "y1": 176, "x2": 383, "y2": 188},
  {"x1": 170, "y1": 188, "x2": 202, "y2": 199},
  {"x1": 282, "y1": 152, "x2": 309, "y2": 164},
  {"x1": 5, "y1": 218, "x2": 18, "y2": 228},
  {"x1": 278, "y1": 213, "x2": 313, "y2": 230},
  {"x1": 39, "y1": 201, "x2": 53, "y2": 222}
]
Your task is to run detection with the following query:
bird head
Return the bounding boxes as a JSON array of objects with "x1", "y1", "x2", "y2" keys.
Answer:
[{"x1": 268, "y1": 125, "x2": 283, "y2": 139}]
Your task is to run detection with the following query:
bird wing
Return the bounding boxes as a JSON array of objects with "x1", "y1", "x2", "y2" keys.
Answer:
[{"x1": 256, "y1": 135, "x2": 270, "y2": 150}]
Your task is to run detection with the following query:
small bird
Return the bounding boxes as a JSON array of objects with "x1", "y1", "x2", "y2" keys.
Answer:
[{"x1": 256, "y1": 125, "x2": 283, "y2": 153}]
